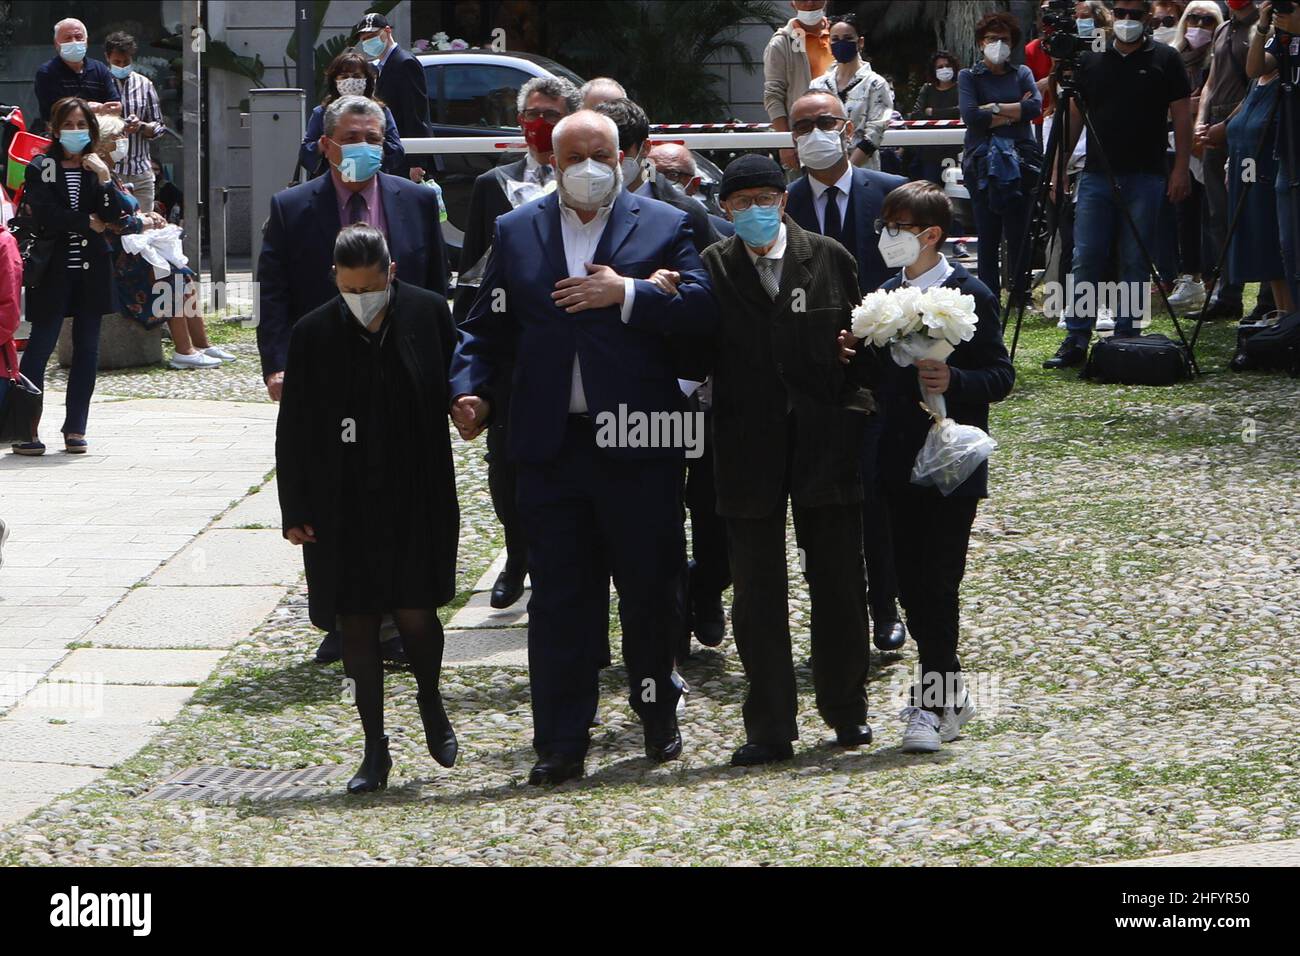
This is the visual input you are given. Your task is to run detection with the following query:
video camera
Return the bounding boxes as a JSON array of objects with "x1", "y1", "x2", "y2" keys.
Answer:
[{"x1": 1039, "y1": 0, "x2": 1090, "y2": 61}]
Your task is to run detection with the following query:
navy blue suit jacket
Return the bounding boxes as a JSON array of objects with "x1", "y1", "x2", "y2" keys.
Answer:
[
  {"x1": 449, "y1": 189, "x2": 718, "y2": 464},
  {"x1": 874, "y1": 261, "x2": 1014, "y2": 498},
  {"x1": 787, "y1": 166, "x2": 907, "y2": 294},
  {"x1": 256, "y1": 171, "x2": 449, "y2": 377}
]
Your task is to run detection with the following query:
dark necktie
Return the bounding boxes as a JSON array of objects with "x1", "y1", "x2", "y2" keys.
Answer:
[
  {"x1": 347, "y1": 191, "x2": 368, "y2": 226},
  {"x1": 822, "y1": 185, "x2": 843, "y2": 243},
  {"x1": 755, "y1": 257, "x2": 780, "y2": 300},
  {"x1": 537, "y1": 164, "x2": 552, "y2": 186}
]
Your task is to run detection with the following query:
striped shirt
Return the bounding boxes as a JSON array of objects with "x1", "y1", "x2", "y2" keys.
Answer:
[
  {"x1": 65, "y1": 169, "x2": 85, "y2": 270},
  {"x1": 111, "y1": 71, "x2": 163, "y2": 177}
]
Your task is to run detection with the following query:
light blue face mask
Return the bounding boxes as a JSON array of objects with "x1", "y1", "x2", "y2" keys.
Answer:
[
  {"x1": 333, "y1": 140, "x2": 383, "y2": 182},
  {"x1": 110, "y1": 64, "x2": 133, "y2": 79},
  {"x1": 60, "y1": 40, "x2": 87, "y2": 63},
  {"x1": 1077, "y1": 18, "x2": 1095, "y2": 37},
  {"x1": 732, "y1": 204, "x2": 782, "y2": 248},
  {"x1": 59, "y1": 129, "x2": 92, "y2": 154},
  {"x1": 361, "y1": 35, "x2": 386, "y2": 59}
]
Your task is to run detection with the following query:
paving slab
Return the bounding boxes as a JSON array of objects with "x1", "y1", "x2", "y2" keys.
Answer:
[
  {"x1": 6, "y1": 682, "x2": 195, "y2": 724},
  {"x1": 1102, "y1": 839, "x2": 1300, "y2": 867},
  {"x1": 48, "y1": 648, "x2": 227, "y2": 686},
  {"x1": 0, "y1": 719, "x2": 160, "y2": 767},
  {"x1": 75, "y1": 585, "x2": 285, "y2": 649},
  {"x1": 447, "y1": 588, "x2": 530, "y2": 629},
  {"x1": 149, "y1": 530, "x2": 301, "y2": 586},
  {"x1": 214, "y1": 479, "x2": 282, "y2": 528},
  {"x1": 0, "y1": 762, "x2": 106, "y2": 827}
]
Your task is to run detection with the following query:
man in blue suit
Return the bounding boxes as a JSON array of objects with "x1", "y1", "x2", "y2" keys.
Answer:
[
  {"x1": 449, "y1": 111, "x2": 717, "y2": 785},
  {"x1": 257, "y1": 95, "x2": 448, "y2": 666},
  {"x1": 353, "y1": 12, "x2": 433, "y2": 181},
  {"x1": 784, "y1": 89, "x2": 910, "y2": 656},
  {"x1": 257, "y1": 95, "x2": 448, "y2": 398}
]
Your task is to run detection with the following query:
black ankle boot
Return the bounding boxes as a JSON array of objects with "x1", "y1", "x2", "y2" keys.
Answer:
[
  {"x1": 417, "y1": 691, "x2": 458, "y2": 768},
  {"x1": 347, "y1": 735, "x2": 392, "y2": 794}
]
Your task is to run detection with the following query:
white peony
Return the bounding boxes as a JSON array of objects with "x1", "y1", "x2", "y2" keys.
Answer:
[
  {"x1": 850, "y1": 290, "x2": 895, "y2": 345},
  {"x1": 851, "y1": 287, "x2": 928, "y2": 347},
  {"x1": 918, "y1": 285, "x2": 978, "y2": 345}
]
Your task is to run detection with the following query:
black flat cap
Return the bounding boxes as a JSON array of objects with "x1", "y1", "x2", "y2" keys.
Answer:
[{"x1": 719, "y1": 154, "x2": 787, "y2": 200}]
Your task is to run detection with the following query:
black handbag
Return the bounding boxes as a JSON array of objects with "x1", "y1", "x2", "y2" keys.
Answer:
[
  {"x1": 1082, "y1": 334, "x2": 1192, "y2": 385},
  {"x1": 1240, "y1": 311, "x2": 1300, "y2": 373},
  {"x1": 6, "y1": 212, "x2": 58, "y2": 290},
  {"x1": 0, "y1": 351, "x2": 42, "y2": 444}
]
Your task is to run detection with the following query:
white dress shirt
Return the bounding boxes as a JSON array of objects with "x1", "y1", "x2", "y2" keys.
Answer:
[
  {"x1": 899, "y1": 253, "x2": 954, "y2": 291},
  {"x1": 558, "y1": 199, "x2": 638, "y2": 413},
  {"x1": 807, "y1": 165, "x2": 853, "y2": 235},
  {"x1": 743, "y1": 222, "x2": 789, "y2": 285}
]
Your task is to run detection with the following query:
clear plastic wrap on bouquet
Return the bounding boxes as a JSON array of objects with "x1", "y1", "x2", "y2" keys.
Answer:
[{"x1": 910, "y1": 391, "x2": 998, "y2": 496}]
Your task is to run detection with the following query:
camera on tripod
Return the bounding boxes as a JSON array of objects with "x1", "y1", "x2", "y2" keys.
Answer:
[{"x1": 1040, "y1": 0, "x2": 1090, "y2": 61}]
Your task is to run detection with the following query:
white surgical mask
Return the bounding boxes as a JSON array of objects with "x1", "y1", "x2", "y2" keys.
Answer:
[
  {"x1": 1114, "y1": 19, "x2": 1145, "y2": 43},
  {"x1": 877, "y1": 229, "x2": 923, "y2": 268},
  {"x1": 983, "y1": 40, "x2": 1010, "y2": 65},
  {"x1": 795, "y1": 6, "x2": 825, "y2": 26},
  {"x1": 1153, "y1": 25, "x2": 1179, "y2": 44},
  {"x1": 336, "y1": 77, "x2": 367, "y2": 96},
  {"x1": 342, "y1": 286, "x2": 390, "y2": 327},
  {"x1": 1184, "y1": 26, "x2": 1212, "y2": 49},
  {"x1": 110, "y1": 138, "x2": 128, "y2": 162},
  {"x1": 561, "y1": 157, "x2": 618, "y2": 208},
  {"x1": 797, "y1": 127, "x2": 846, "y2": 170},
  {"x1": 935, "y1": 67, "x2": 955, "y2": 82}
]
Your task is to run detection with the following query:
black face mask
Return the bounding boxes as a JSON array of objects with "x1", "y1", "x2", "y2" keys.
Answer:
[{"x1": 830, "y1": 38, "x2": 859, "y2": 63}]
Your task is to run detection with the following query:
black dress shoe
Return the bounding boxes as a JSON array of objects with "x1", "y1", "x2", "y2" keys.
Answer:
[
  {"x1": 690, "y1": 593, "x2": 726, "y2": 648},
  {"x1": 417, "y1": 690, "x2": 458, "y2": 768},
  {"x1": 730, "y1": 741, "x2": 794, "y2": 766},
  {"x1": 1202, "y1": 298, "x2": 1243, "y2": 321},
  {"x1": 490, "y1": 564, "x2": 527, "y2": 609},
  {"x1": 380, "y1": 634, "x2": 408, "y2": 666},
  {"x1": 644, "y1": 713, "x2": 683, "y2": 763},
  {"x1": 528, "y1": 752, "x2": 585, "y2": 786},
  {"x1": 1043, "y1": 338, "x2": 1088, "y2": 369},
  {"x1": 873, "y1": 618, "x2": 907, "y2": 652},
  {"x1": 833, "y1": 724, "x2": 874, "y2": 748},
  {"x1": 314, "y1": 630, "x2": 342, "y2": 665},
  {"x1": 347, "y1": 735, "x2": 392, "y2": 794}
]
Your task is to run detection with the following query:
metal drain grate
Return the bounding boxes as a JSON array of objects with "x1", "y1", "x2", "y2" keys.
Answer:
[{"x1": 141, "y1": 765, "x2": 346, "y2": 803}]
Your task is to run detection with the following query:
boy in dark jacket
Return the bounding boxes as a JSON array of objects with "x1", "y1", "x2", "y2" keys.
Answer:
[{"x1": 848, "y1": 181, "x2": 1014, "y2": 753}]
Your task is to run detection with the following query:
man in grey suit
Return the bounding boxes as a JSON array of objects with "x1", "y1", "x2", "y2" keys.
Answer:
[{"x1": 455, "y1": 75, "x2": 581, "y2": 611}]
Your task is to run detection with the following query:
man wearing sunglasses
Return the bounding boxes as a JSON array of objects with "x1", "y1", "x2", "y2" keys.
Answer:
[
  {"x1": 783, "y1": 90, "x2": 909, "y2": 655},
  {"x1": 1044, "y1": 0, "x2": 1194, "y2": 369}
]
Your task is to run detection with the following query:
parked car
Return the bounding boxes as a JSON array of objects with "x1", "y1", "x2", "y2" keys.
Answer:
[{"x1": 416, "y1": 50, "x2": 723, "y2": 264}]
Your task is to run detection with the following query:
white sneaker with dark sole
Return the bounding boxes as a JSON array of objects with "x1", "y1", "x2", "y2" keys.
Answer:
[
  {"x1": 170, "y1": 351, "x2": 223, "y2": 369},
  {"x1": 899, "y1": 706, "x2": 941, "y2": 753},
  {"x1": 203, "y1": 346, "x2": 237, "y2": 362}
]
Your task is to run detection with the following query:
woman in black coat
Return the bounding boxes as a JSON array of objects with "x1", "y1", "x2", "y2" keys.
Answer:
[
  {"x1": 276, "y1": 224, "x2": 461, "y2": 794},
  {"x1": 13, "y1": 96, "x2": 128, "y2": 456}
]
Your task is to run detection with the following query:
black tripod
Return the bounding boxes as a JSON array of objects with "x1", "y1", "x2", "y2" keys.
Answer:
[{"x1": 1004, "y1": 59, "x2": 1199, "y2": 375}]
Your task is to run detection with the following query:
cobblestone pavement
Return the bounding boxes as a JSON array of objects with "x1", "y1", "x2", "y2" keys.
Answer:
[{"x1": 1, "y1": 318, "x2": 1298, "y2": 865}]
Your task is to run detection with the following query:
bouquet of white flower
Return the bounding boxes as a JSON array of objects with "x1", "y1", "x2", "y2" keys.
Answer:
[{"x1": 850, "y1": 285, "x2": 995, "y2": 495}]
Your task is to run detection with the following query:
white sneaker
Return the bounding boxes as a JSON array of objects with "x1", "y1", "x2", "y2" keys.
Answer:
[
  {"x1": 899, "y1": 706, "x2": 941, "y2": 753},
  {"x1": 939, "y1": 694, "x2": 976, "y2": 742},
  {"x1": 203, "y1": 346, "x2": 237, "y2": 362},
  {"x1": 1095, "y1": 306, "x2": 1115, "y2": 332},
  {"x1": 170, "y1": 350, "x2": 223, "y2": 369},
  {"x1": 1166, "y1": 276, "x2": 1205, "y2": 314}
]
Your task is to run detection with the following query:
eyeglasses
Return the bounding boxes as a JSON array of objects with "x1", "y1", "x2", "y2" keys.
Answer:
[
  {"x1": 1111, "y1": 7, "x2": 1148, "y2": 20},
  {"x1": 790, "y1": 114, "x2": 848, "y2": 137},
  {"x1": 520, "y1": 108, "x2": 564, "y2": 124},
  {"x1": 1185, "y1": 13, "x2": 1217, "y2": 26},
  {"x1": 874, "y1": 219, "x2": 928, "y2": 237},
  {"x1": 728, "y1": 192, "x2": 783, "y2": 211},
  {"x1": 658, "y1": 168, "x2": 696, "y2": 187}
]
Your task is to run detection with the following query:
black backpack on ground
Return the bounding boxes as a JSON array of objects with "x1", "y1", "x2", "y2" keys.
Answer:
[
  {"x1": 1082, "y1": 334, "x2": 1193, "y2": 385},
  {"x1": 1235, "y1": 311, "x2": 1300, "y2": 374}
]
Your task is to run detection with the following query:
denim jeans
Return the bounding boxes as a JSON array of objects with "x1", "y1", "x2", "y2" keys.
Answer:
[
  {"x1": 19, "y1": 275, "x2": 102, "y2": 437},
  {"x1": 1067, "y1": 170, "x2": 1167, "y2": 337},
  {"x1": 1279, "y1": 166, "x2": 1300, "y2": 308},
  {"x1": 971, "y1": 183, "x2": 1032, "y2": 300}
]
